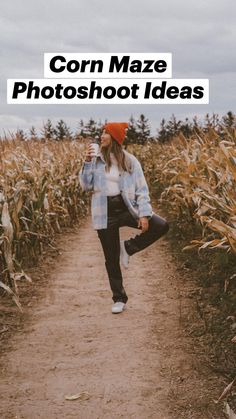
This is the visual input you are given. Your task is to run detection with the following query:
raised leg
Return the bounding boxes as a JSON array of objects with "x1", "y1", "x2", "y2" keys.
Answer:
[{"x1": 119, "y1": 211, "x2": 169, "y2": 256}]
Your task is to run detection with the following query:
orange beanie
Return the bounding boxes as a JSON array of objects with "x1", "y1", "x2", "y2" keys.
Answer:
[{"x1": 103, "y1": 122, "x2": 129, "y2": 145}]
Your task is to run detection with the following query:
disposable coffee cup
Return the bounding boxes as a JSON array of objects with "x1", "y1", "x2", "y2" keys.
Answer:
[{"x1": 90, "y1": 143, "x2": 99, "y2": 157}]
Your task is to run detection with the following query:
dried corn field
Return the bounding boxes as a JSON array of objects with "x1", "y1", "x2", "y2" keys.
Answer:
[
  {"x1": 0, "y1": 138, "x2": 90, "y2": 309},
  {"x1": 1, "y1": 128, "x2": 236, "y2": 308},
  {"x1": 133, "y1": 128, "x2": 236, "y2": 257}
]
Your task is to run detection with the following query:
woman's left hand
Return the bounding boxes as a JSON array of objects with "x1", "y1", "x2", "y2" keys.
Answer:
[{"x1": 138, "y1": 217, "x2": 149, "y2": 233}]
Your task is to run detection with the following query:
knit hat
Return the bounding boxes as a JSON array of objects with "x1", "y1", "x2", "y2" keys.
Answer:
[{"x1": 103, "y1": 122, "x2": 129, "y2": 145}]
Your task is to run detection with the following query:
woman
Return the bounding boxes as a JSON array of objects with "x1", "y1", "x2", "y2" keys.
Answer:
[{"x1": 79, "y1": 122, "x2": 169, "y2": 314}]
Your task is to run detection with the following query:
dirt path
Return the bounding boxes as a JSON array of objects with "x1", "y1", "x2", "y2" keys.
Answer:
[{"x1": 0, "y1": 209, "x2": 226, "y2": 419}]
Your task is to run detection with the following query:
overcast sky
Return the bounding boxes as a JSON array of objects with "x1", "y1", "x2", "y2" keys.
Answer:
[{"x1": 0, "y1": 0, "x2": 235, "y2": 137}]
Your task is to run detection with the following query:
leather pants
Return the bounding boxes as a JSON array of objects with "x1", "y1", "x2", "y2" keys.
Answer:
[{"x1": 97, "y1": 194, "x2": 169, "y2": 304}]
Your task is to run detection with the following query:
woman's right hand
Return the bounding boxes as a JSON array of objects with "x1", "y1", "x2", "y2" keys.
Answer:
[{"x1": 84, "y1": 144, "x2": 94, "y2": 162}]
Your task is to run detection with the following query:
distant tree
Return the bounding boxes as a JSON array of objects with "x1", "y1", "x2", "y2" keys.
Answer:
[
  {"x1": 204, "y1": 112, "x2": 220, "y2": 131},
  {"x1": 192, "y1": 115, "x2": 201, "y2": 133},
  {"x1": 157, "y1": 118, "x2": 170, "y2": 143},
  {"x1": 218, "y1": 111, "x2": 235, "y2": 139},
  {"x1": 127, "y1": 115, "x2": 138, "y2": 144},
  {"x1": 15, "y1": 129, "x2": 27, "y2": 141},
  {"x1": 179, "y1": 117, "x2": 193, "y2": 138},
  {"x1": 81, "y1": 118, "x2": 100, "y2": 138},
  {"x1": 29, "y1": 126, "x2": 38, "y2": 141},
  {"x1": 97, "y1": 119, "x2": 103, "y2": 134},
  {"x1": 55, "y1": 119, "x2": 72, "y2": 141},
  {"x1": 157, "y1": 114, "x2": 195, "y2": 143},
  {"x1": 78, "y1": 119, "x2": 85, "y2": 137},
  {"x1": 204, "y1": 113, "x2": 211, "y2": 130},
  {"x1": 41, "y1": 119, "x2": 56, "y2": 141},
  {"x1": 136, "y1": 114, "x2": 150, "y2": 144},
  {"x1": 167, "y1": 114, "x2": 182, "y2": 137},
  {"x1": 94, "y1": 119, "x2": 104, "y2": 141},
  {"x1": 222, "y1": 111, "x2": 235, "y2": 129}
]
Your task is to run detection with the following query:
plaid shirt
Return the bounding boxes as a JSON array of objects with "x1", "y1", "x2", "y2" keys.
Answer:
[{"x1": 79, "y1": 149, "x2": 153, "y2": 230}]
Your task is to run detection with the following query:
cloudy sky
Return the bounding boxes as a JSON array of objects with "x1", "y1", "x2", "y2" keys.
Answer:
[{"x1": 0, "y1": 0, "x2": 235, "y2": 137}]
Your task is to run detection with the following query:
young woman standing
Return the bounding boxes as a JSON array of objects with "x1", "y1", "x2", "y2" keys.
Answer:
[{"x1": 79, "y1": 122, "x2": 169, "y2": 314}]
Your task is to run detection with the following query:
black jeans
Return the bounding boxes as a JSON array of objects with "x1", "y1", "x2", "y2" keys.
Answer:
[{"x1": 96, "y1": 194, "x2": 169, "y2": 304}]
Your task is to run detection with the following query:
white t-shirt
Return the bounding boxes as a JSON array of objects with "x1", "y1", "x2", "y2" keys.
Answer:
[{"x1": 105, "y1": 153, "x2": 121, "y2": 196}]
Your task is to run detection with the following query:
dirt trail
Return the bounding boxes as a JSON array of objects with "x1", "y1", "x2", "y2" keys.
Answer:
[{"x1": 0, "y1": 209, "x2": 226, "y2": 419}]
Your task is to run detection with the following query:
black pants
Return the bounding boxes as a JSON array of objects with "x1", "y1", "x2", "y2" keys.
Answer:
[{"x1": 97, "y1": 194, "x2": 169, "y2": 303}]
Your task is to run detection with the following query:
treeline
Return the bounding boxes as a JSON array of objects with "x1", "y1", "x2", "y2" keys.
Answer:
[
  {"x1": 158, "y1": 111, "x2": 235, "y2": 143},
  {"x1": 3, "y1": 111, "x2": 235, "y2": 144}
]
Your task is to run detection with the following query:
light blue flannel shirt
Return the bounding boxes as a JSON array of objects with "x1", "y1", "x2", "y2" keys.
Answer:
[{"x1": 79, "y1": 149, "x2": 153, "y2": 230}]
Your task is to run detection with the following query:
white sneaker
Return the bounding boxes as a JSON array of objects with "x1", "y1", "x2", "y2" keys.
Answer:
[
  {"x1": 112, "y1": 302, "x2": 126, "y2": 314},
  {"x1": 120, "y1": 240, "x2": 130, "y2": 269}
]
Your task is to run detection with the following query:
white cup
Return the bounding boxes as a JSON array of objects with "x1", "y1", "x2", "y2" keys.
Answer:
[{"x1": 90, "y1": 143, "x2": 99, "y2": 157}]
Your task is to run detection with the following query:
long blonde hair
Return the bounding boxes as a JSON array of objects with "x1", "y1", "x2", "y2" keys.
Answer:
[{"x1": 101, "y1": 138, "x2": 133, "y2": 173}]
